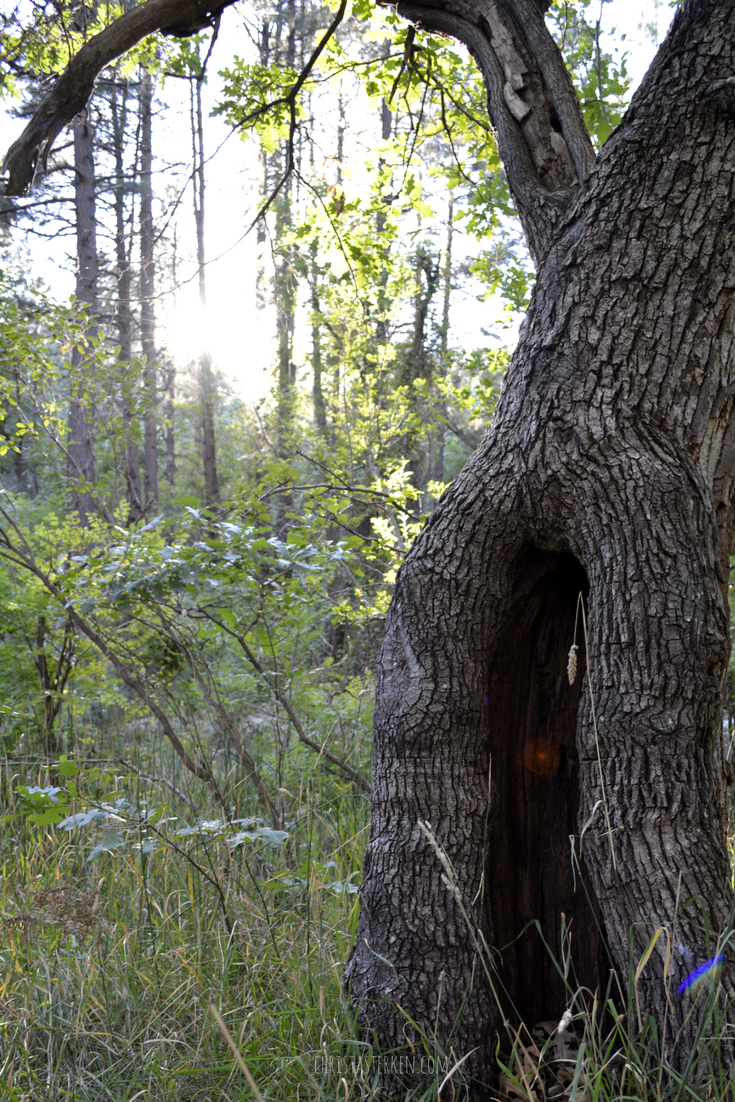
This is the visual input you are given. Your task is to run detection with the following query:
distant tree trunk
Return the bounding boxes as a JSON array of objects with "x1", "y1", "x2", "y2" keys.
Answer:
[
  {"x1": 34, "y1": 615, "x2": 74, "y2": 757},
  {"x1": 336, "y1": 83, "x2": 345, "y2": 186},
  {"x1": 164, "y1": 225, "x2": 178, "y2": 491},
  {"x1": 406, "y1": 249, "x2": 439, "y2": 385},
  {"x1": 12, "y1": 437, "x2": 28, "y2": 494},
  {"x1": 140, "y1": 66, "x2": 159, "y2": 507},
  {"x1": 110, "y1": 74, "x2": 143, "y2": 523},
  {"x1": 275, "y1": 0, "x2": 298, "y2": 467},
  {"x1": 375, "y1": 95, "x2": 392, "y2": 342},
  {"x1": 431, "y1": 194, "x2": 453, "y2": 487},
  {"x1": 254, "y1": 18, "x2": 270, "y2": 310},
  {"x1": 402, "y1": 244, "x2": 440, "y2": 495},
  {"x1": 310, "y1": 242, "x2": 327, "y2": 434},
  {"x1": 191, "y1": 71, "x2": 218, "y2": 505},
  {"x1": 274, "y1": 193, "x2": 297, "y2": 459},
  {"x1": 348, "y1": 0, "x2": 735, "y2": 1091},
  {"x1": 68, "y1": 111, "x2": 98, "y2": 524},
  {"x1": 163, "y1": 358, "x2": 176, "y2": 489},
  {"x1": 10, "y1": 372, "x2": 33, "y2": 492}
]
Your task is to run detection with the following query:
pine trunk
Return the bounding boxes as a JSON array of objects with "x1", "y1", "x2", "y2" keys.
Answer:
[
  {"x1": 68, "y1": 112, "x2": 98, "y2": 524},
  {"x1": 140, "y1": 67, "x2": 158, "y2": 507},
  {"x1": 190, "y1": 71, "x2": 219, "y2": 506},
  {"x1": 110, "y1": 75, "x2": 143, "y2": 524}
]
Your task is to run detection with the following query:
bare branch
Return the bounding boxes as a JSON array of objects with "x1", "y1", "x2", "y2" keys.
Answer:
[{"x1": 205, "y1": 612, "x2": 371, "y2": 794}]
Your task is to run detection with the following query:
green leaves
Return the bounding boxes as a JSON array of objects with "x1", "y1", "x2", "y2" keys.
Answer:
[
  {"x1": 547, "y1": 0, "x2": 631, "y2": 148},
  {"x1": 14, "y1": 784, "x2": 68, "y2": 826},
  {"x1": 215, "y1": 58, "x2": 300, "y2": 145}
]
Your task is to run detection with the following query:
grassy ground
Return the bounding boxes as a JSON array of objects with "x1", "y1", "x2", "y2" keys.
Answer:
[
  {"x1": 2, "y1": 739, "x2": 735, "y2": 1102},
  {"x1": 0, "y1": 750, "x2": 375, "y2": 1102}
]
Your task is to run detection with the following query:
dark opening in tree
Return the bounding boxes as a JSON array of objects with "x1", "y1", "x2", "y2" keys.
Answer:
[{"x1": 487, "y1": 549, "x2": 605, "y2": 1028}]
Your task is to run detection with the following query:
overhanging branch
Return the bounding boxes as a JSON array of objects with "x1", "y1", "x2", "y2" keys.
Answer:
[
  {"x1": 390, "y1": 0, "x2": 596, "y2": 262},
  {"x1": 2, "y1": 0, "x2": 235, "y2": 197}
]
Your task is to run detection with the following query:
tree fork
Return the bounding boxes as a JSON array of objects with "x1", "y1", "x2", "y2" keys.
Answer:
[{"x1": 392, "y1": 0, "x2": 595, "y2": 260}]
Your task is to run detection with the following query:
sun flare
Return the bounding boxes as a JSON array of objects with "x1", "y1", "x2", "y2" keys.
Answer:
[{"x1": 161, "y1": 293, "x2": 274, "y2": 403}]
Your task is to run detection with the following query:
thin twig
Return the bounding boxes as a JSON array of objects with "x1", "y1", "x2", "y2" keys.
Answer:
[{"x1": 204, "y1": 612, "x2": 370, "y2": 794}]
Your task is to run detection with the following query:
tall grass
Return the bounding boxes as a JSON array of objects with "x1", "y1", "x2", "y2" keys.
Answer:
[
  {"x1": 0, "y1": 750, "x2": 376, "y2": 1102},
  {"x1": 3, "y1": 732, "x2": 735, "y2": 1101}
]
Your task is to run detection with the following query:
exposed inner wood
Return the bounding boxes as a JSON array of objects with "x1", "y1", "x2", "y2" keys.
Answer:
[{"x1": 486, "y1": 550, "x2": 607, "y2": 1025}]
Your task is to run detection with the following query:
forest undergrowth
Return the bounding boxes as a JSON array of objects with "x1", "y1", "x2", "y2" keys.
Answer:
[
  {"x1": 3, "y1": 716, "x2": 735, "y2": 1102},
  {"x1": 0, "y1": 720, "x2": 374, "y2": 1102}
]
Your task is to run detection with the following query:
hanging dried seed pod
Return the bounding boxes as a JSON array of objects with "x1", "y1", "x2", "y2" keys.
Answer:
[{"x1": 567, "y1": 643, "x2": 578, "y2": 685}]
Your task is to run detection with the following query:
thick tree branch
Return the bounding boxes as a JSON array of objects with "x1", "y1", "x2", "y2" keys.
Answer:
[
  {"x1": 2, "y1": 0, "x2": 235, "y2": 196},
  {"x1": 391, "y1": 0, "x2": 596, "y2": 262}
]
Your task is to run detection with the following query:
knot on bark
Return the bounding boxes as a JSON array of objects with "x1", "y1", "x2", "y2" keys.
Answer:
[
  {"x1": 159, "y1": 2, "x2": 229, "y2": 37},
  {"x1": 706, "y1": 76, "x2": 735, "y2": 118}
]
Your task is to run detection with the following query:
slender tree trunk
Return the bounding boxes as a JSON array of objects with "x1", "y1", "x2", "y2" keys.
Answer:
[
  {"x1": 375, "y1": 95, "x2": 392, "y2": 342},
  {"x1": 68, "y1": 111, "x2": 98, "y2": 524},
  {"x1": 349, "y1": 0, "x2": 735, "y2": 1090},
  {"x1": 431, "y1": 195, "x2": 453, "y2": 487},
  {"x1": 110, "y1": 75, "x2": 143, "y2": 523},
  {"x1": 12, "y1": 437, "x2": 27, "y2": 494},
  {"x1": 163, "y1": 358, "x2": 176, "y2": 489},
  {"x1": 164, "y1": 226, "x2": 178, "y2": 491},
  {"x1": 310, "y1": 242, "x2": 327, "y2": 434},
  {"x1": 34, "y1": 615, "x2": 73, "y2": 757},
  {"x1": 275, "y1": 0, "x2": 298, "y2": 466},
  {"x1": 35, "y1": 615, "x2": 58, "y2": 756},
  {"x1": 274, "y1": 194, "x2": 296, "y2": 458},
  {"x1": 191, "y1": 73, "x2": 218, "y2": 506},
  {"x1": 400, "y1": 245, "x2": 440, "y2": 498},
  {"x1": 140, "y1": 66, "x2": 158, "y2": 507},
  {"x1": 336, "y1": 83, "x2": 345, "y2": 186},
  {"x1": 255, "y1": 6, "x2": 284, "y2": 305},
  {"x1": 255, "y1": 16, "x2": 272, "y2": 308}
]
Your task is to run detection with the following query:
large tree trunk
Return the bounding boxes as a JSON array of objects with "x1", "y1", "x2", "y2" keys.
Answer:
[{"x1": 348, "y1": 0, "x2": 735, "y2": 1091}]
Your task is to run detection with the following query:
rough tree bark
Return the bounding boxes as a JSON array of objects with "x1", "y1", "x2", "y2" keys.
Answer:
[{"x1": 347, "y1": 0, "x2": 735, "y2": 1093}]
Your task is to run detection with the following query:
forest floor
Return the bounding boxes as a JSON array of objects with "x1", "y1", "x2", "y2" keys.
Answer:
[
  {"x1": 0, "y1": 731, "x2": 371, "y2": 1101},
  {"x1": 1, "y1": 728, "x2": 732, "y2": 1102}
]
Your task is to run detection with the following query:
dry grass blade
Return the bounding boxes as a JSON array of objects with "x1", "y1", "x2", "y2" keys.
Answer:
[
  {"x1": 437, "y1": 1047, "x2": 479, "y2": 1095},
  {"x1": 634, "y1": 928, "x2": 664, "y2": 984},
  {"x1": 210, "y1": 1003, "x2": 266, "y2": 1102}
]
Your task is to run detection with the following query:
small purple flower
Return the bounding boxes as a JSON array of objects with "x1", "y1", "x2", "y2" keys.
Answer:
[
  {"x1": 481, "y1": 697, "x2": 490, "y2": 706},
  {"x1": 677, "y1": 954, "x2": 725, "y2": 995}
]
